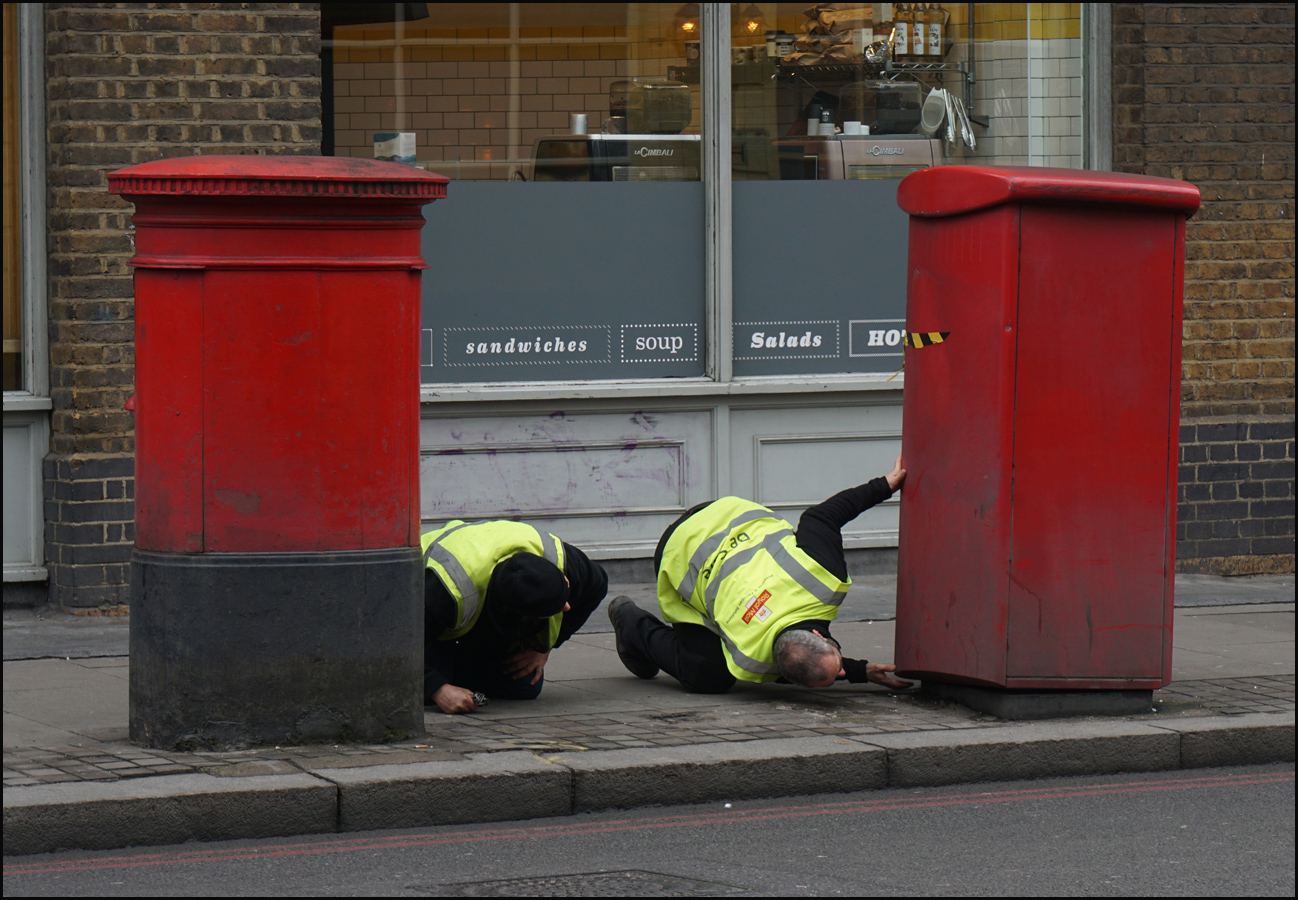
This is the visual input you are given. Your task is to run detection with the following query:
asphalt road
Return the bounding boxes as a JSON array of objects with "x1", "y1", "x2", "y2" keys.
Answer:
[{"x1": 4, "y1": 764, "x2": 1293, "y2": 897}]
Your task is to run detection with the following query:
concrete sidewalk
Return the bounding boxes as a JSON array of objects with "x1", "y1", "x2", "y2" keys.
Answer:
[{"x1": 4, "y1": 574, "x2": 1294, "y2": 856}]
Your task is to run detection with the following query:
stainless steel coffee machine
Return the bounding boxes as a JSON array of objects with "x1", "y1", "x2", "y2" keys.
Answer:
[
  {"x1": 530, "y1": 134, "x2": 701, "y2": 182},
  {"x1": 529, "y1": 78, "x2": 700, "y2": 182},
  {"x1": 771, "y1": 133, "x2": 943, "y2": 180}
]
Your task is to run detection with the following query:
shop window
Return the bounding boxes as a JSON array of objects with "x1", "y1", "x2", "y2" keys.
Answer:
[
  {"x1": 729, "y1": 2, "x2": 1081, "y2": 377},
  {"x1": 323, "y1": 3, "x2": 706, "y2": 384},
  {"x1": 3, "y1": 0, "x2": 50, "y2": 583},
  {"x1": 3, "y1": 2, "x2": 22, "y2": 391},
  {"x1": 322, "y1": 3, "x2": 1083, "y2": 385}
]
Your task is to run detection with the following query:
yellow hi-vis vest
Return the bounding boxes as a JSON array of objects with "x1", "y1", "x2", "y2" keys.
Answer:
[
  {"x1": 421, "y1": 520, "x2": 566, "y2": 648},
  {"x1": 657, "y1": 498, "x2": 849, "y2": 683}
]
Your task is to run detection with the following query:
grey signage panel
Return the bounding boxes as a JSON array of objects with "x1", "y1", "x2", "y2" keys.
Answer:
[
  {"x1": 732, "y1": 180, "x2": 910, "y2": 376},
  {"x1": 420, "y1": 183, "x2": 705, "y2": 383}
]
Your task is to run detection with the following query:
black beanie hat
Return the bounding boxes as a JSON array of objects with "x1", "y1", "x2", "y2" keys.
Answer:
[{"x1": 486, "y1": 553, "x2": 569, "y2": 634}]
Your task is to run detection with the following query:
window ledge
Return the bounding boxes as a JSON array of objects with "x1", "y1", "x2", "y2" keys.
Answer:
[
  {"x1": 2, "y1": 393, "x2": 53, "y2": 412},
  {"x1": 421, "y1": 373, "x2": 903, "y2": 404}
]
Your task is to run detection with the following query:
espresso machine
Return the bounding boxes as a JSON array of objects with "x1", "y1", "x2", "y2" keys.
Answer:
[
  {"x1": 772, "y1": 80, "x2": 943, "y2": 180},
  {"x1": 530, "y1": 78, "x2": 700, "y2": 182},
  {"x1": 772, "y1": 133, "x2": 943, "y2": 180}
]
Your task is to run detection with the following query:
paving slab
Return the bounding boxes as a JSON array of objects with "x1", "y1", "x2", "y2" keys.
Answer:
[
  {"x1": 2, "y1": 615, "x2": 130, "y2": 661},
  {"x1": 1172, "y1": 604, "x2": 1296, "y2": 679},
  {"x1": 1173, "y1": 573, "x2": 1296, "y2": 607}
]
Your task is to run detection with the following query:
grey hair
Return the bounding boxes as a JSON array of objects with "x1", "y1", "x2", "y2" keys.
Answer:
[{"x1": 773, "y1": 630, "x2": 838, "y2": 686}]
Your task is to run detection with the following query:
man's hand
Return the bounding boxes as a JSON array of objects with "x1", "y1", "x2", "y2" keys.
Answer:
[
  {"x1": 866, "y1": 662, "x2": 913, "y2": 690},
  {"x1": 504, "y1": 647, "x2": 550, "y2": 685},
  {"x1": 431, "y1": 683, "x2": 479, "y2": 714},
  {"x1": 885, "y1": 454, "x2": 907, "y2": 493}
]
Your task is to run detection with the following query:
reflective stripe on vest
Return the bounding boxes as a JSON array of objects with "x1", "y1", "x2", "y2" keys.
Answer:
[
  {"x1": 421, "y1": 520, "x2": 564, "y2": 639},
  {"x1": 675, "y1": 507, "x2": 772, "y2": 602},
  {"x1": 702, "y1": 527, "x2": 848, "y2": 616},
  {"x1": 423, "y1": 522, "x2": 479, "y2": 624}
]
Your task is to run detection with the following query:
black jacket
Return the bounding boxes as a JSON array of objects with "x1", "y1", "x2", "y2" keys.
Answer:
[{"x1": 423, "y1": 541, "x2": 608, "y2": 695}]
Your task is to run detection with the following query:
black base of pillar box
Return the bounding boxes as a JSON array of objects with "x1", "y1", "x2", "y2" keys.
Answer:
[
  {"x1": 130, "y1": 547, "x2": 423, "y2": 750},
  {"x1": 922, "y1": 681, "x2": 1155, "y2": 720}
]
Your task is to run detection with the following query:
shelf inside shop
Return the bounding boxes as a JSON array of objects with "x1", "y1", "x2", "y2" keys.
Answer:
[
  {"x1": 883, "y1": 59, "x2": 966, "y2": 74},
  {"x1": 774, "y1": 59, "x2": 966, "y2": 83},
  {"x1": 777, "y1": 61, "x2": 886, "y2": 82},
  {"x1": 668, "y1": 58, "x2": 967, "y2": 86}
]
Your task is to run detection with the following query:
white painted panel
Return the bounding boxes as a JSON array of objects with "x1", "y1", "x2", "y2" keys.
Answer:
[
  {"x1": 420, "y1": 406, "x2": 714, "y2": 556},
  {"x1": 757, "y1": 434, "x2": 900, "y2": 505},
  {"x1": 731, "y1": 400, "x2": 902, "y2": 548},
  {"x1": 2, "y1": 423, "x2": 35, "y2": 565},
  {"x1": 421, "y1": 440, "x2": 685, "y2": 517},
  {"x1": 3, "y1": 413, "x2": 48, "y2": 576}
]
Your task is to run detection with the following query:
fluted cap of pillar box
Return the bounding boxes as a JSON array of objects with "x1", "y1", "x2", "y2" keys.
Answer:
[{"x1": 108, "y1": 154, "x2": 448, "y2": 200}]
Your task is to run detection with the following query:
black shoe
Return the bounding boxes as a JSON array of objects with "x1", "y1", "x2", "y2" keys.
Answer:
[{"x1": 607, "y1": 596, "x2": 659, "y2": 680}]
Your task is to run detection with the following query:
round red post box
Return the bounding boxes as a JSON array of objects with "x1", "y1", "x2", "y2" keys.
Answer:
[{"x1": 109, "y1": 156, "x2": 447, "y2": 749}]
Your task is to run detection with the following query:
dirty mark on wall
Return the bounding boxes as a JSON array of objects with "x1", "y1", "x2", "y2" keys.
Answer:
[{"x1": 419, "y1": 440, "x2": 685, "y2": 519}]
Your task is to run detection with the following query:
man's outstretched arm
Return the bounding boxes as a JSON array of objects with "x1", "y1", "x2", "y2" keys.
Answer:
[{"x1": 796, "y1": 455, "x2": 906, "y2": 580}]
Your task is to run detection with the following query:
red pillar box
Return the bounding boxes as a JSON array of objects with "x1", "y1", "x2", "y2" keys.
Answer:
[
  {"x1": 893, "y1": 166, "x2": 1200, "y2": 719},
  {"x1": 109, "y1": 156, "x2": 447, "y2": 748}
]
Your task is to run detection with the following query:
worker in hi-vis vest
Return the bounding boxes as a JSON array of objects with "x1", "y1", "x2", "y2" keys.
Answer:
[
  {"x1": 608, "y1": 456, "x2": 912, "y2": 695},
  {"x1": 422, "y1": 520, "x2": 607, "y2": 714}
]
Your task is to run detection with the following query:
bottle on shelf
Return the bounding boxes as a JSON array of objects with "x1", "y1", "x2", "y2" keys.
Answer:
[
  {"x1": 927, "y1": 4, "x2": 948, "y2": 59},
  {"x1": 911, "y1": 3, "x2": 927, "y2": 60},
  {"x1": 893, "y1": 3, "x2": 911, "y2": 62}
]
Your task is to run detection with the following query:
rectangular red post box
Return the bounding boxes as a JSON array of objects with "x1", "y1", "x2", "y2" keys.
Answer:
[{"x1": 894, "y1": 166, "x2": 1200, "y2": 692}]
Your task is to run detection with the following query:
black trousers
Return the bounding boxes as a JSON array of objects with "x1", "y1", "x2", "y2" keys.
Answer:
[
  {"x1": 433, "y1": 627, "x2": 546, "y2": 701},
  {"x1": 620, "y1": 608, "x2": 736, "y2": 694},
  {"x1": 617, "y1": 502, "x2": 737, "y2": 694}
]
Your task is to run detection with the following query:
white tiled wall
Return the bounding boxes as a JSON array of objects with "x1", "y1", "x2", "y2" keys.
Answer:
[{"x1": 942, "y1": 35, "x2": 1082, "y2": 168}]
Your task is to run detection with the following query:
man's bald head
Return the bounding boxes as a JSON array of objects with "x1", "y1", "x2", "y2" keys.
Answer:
[{"x1": 773, "y1": 629, "x2": 842, "y2": 687}]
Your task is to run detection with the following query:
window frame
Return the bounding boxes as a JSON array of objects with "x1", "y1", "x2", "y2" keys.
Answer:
[
  {"x1": 3, "y1": 2, "x2": 49, "y2": 584},
  {"x1": 3, "y1": 1, "x2": 49, "y2": 410}
]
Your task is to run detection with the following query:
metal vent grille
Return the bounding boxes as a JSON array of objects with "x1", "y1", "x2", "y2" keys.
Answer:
[{"x1": 428, "y1": 869, "x2": 747, "y2": 897}]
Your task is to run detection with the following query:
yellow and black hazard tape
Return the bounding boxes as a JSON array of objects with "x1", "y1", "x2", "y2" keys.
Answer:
[
  {"x1": 906, "y1": 331, "x2": 950, "y2": 348},
  {"x1": 886, "y1": 330, "x2": 951, "y2": 381}
]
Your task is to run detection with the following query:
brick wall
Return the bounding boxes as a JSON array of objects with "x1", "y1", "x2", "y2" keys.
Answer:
[
  {"x1": 1112, "y1": 3, "x2": 1295, "y2": 575},
  {"x1": 43, "y1": 3, "x2": 322, "y2": 608}
]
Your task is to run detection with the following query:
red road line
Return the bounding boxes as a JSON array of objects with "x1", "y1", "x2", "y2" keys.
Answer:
[{"x1": 6, "y1": 770, "x2": 1291, "y2": 876}]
